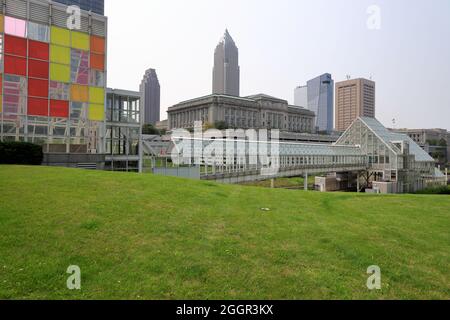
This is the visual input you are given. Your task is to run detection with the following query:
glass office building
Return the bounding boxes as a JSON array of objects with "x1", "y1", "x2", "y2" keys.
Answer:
[
  {"x1": 307, "y1": 73, "x2": 334, "y2": 133},
  {"x1": 0, "y1": 0, "x2": 107, "y2": 154},
  {"x1": 52, "y1": 0, "x2": 104, "y2": 15}
]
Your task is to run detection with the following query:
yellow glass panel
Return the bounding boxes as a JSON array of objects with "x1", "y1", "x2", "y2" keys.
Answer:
[
  {"x1": 0, "y1": 95, "x2": 3, "y2": 113},
  {"x1": 0, "y1": 16, "x2": 4, "y2": 33},
  {"x1": 50, "y1": 63, "x2": 70, "y2": 83},
  {"x1": 88, "y1": 104, "x2": 105, "y2": 121},
  {"x1": 50, "y1": 45, "x2": 71, "y2": 65},
  {"x1": 71, "y1": 31, "x2": 90, "y2": 50},
  {"x1": 51, "y1": 26, "x2": 70, "y2": 47},
  {"x1": 89, "y1": 87, "x2": 104, "y2": 104},
  {"x1": 71, "y1": 85, "x2": 89, "y2": 102}
]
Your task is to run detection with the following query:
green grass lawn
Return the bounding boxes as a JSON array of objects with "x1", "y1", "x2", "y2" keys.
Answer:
[
  {"x1": 240, "y1": 176, "x2": 317, "y2": 189},
  {"x1": 0, "y1": 165, "x2": 449, "y2": 300}
]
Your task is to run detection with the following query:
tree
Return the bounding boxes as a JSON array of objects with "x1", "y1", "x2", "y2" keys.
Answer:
[
  {"x1": 438, "y1": 138, "x2": 447, "y2": 147},
  {"x1": 214, "y1": 121, "x2": 229, "y2": 130},
  {"x1": 203, "y1": 122, "x2": 215, "y2": 130},
  {"x1": 142, "y1": 124, "x2": 160, "y2": 135}
]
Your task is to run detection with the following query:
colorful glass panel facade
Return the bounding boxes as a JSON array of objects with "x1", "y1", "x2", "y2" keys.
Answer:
[{"x1": 0, "y1": 8, "x2": 107, "y2": 153}]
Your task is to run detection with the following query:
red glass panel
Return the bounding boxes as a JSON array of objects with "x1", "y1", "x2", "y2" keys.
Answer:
[
  {"x1": 28, "y1": 78, "x2": 49, "y2": 98},
  {"x1": 4, "y1": 35, "x2": 27, "y2": 57},
  {"x1": 28, "y1": 97, "x2": 48, "y2": 116},
  {"x1": 4, "y1": 55, "x2": 27, "y2": 76},
  {"x1": 29, "y1": 40, "x2": 49, "y2": 61},
  {"x1": 28, "y1": 59, "x2": 49, "y2": 79},
  {"x1": 50, "y1": 100, "x2": 69, "y2": 118}
]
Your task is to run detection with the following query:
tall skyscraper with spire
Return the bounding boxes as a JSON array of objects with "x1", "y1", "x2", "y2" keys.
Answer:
[
  {"x1": 140, "y1": 69, "x2": 161, "y2": 125},
  {"x1": 212, "y1": 29, "x2": 240, "y2": 97}
]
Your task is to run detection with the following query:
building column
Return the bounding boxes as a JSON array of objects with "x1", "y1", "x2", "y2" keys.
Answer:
[
  {"x1": 357, "y1": 172, "x2": 360, "y2": 193},
  {"x1": 304, "y1": 172, "x2": 308, "y2": 191}
]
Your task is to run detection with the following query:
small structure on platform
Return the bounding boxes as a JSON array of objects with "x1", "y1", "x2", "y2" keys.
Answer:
[{"x1": 315, "y1": 172, "x2": 358, "y2": 192}]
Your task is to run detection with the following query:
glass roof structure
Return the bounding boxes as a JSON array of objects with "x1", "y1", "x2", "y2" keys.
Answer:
[{"x1": 353, "y1": 117, "x2": 434, "y2": 162}]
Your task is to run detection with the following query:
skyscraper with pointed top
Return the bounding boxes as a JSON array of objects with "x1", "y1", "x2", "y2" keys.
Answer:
[
  {"x1": 140, "y1": 69, "x2": 161, "y2": 125},
  {"x1": 212, "y1": 29, "x2": 240, "y2": 97}
]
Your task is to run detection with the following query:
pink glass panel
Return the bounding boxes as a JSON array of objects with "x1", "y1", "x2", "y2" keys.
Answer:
[{"x1": 5, "y1": 16, "x2": 27, "y2": 38}]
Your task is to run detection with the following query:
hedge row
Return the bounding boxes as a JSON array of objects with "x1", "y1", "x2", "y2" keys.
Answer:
[{"x1": 0, "y1": 142, "x2": 43, "y2": 165}]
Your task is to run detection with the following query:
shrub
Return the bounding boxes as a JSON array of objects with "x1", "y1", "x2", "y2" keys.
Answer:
[
  {"x1": 415, "y1": 186, "x2": 450, "y2": 195},
  {"x1": 0, "y1": 142, "x2": 43, "y2": 165}
]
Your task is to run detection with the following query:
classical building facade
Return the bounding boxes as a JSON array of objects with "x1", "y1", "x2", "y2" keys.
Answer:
[
  {"x1": 335, "y1": 78, "x2": 375, "y2": 132},
  {"x1": 212, "y1": 29, "x2": 240, "y2": 97},
  {"x1": 167, "y1": 94, "x2": 315, "y2": 133}
]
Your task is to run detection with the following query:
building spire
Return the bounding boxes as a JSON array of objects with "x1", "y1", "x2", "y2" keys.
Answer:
[
  {"x1": 213, "y1": 29, "x2": 240, "y2": 96},
  {"x1": 221, "y1": 28, "x2": 235, "y2": 45}
]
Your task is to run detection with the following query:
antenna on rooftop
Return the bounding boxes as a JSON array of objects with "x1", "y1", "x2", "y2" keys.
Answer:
[
  {"x1": 346, "y1": 75, "x2": 351, "y2": 80},
  {"x1": 392, "y1": 118, "x2": 397, "y2": 129}
]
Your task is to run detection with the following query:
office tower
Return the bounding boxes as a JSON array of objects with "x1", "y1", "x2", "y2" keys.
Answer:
[
  {"x1": 335, "y1": 78, "x2": 375, "y2": 132},
  {"x1": 294, "y1": 74, "x2": 334, "y2": 133},
  {"x1": 52, "y1": 0, "x2": 105, "y2": 15},
  {"x1": 212, "y1": 29, "x2": 240, "y2": 96},
  {"x1": 294, "y1": 85, "x2": 308, "y2": 107},
  {"x1": 140, "y1": 69, "x2": 160, "y2": 125},
  {"x1": 307, "y1": 74, "x2": 334, "y2": 133},
  {"x1": 0, "y1": 0, "x2": 107, "y2": 153}
]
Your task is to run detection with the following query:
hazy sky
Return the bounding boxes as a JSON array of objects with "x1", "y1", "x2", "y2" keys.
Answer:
[{"x1": 105, "y1": 0, "x2": 450, "y2": 130}]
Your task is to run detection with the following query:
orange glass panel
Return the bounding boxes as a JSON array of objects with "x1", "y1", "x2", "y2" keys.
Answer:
[
  {"x1": 90, "y1": 53, "x2": 105, "y2": 71},
  {"x1": 90, "y1": 35, "x2": 105, "y2": 54},
  {"x1": 70, "y1": 84, "x2": 89, "y2": 102}
]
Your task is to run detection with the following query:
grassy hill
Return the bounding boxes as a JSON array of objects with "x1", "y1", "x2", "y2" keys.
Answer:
[{"x1": 0, "y1": 165, "x2": 449, "y2": 300}]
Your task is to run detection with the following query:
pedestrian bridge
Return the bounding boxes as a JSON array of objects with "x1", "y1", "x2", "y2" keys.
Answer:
[
  {"x1": 144, "y1": 117, "x2": 447, "y2": 193},
  {"x1": 149, "y1": 137, "x2": 368, "y2": 184}
]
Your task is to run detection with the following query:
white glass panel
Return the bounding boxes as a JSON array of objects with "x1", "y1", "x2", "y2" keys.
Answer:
[{"x1": 28, "y1": 22, "x2": 50, "y2": 42}]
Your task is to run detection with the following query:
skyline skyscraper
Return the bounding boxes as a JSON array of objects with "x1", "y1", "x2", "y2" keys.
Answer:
[
  {"x1": 295, "y1": 74, "x2": 334, "y2": 133},
  {"x1": 294, "y1": 85, "x2": 308, "y2": 108},
  {"x1": 140, "y1": 69, "x2": 161, "y2": 125},
  {"x1": 307, "y1": 74, "x2": 334, "y2": 133},
  {"x1": 212, "y1": 29, "x2": 240, "y2": 97},
  {"x1": 335, "y1": 78, "x2": 376, "y2": 132}
]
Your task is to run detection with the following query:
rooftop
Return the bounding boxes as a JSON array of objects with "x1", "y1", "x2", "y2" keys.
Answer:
[{"x1": 359, "y1": 117, "x2": 434, "y2": 162}]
